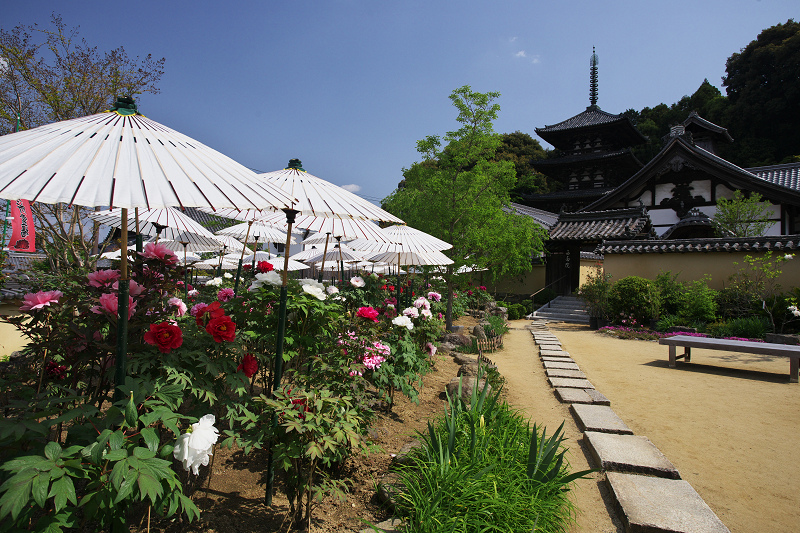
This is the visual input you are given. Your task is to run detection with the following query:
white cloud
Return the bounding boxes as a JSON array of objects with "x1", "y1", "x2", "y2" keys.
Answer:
[
  {"x1": 509, "y1": 36, "x2": 517, "y2": 43},
  {"x1": 341, "y1": 184, "x2": 361, "y2": 193},
  {"x1": 515, "y1": 50, "x2": 527, "y2": 58},
  {"x1": 531, "y1": 55, "x2": 541, "y2": 64}
]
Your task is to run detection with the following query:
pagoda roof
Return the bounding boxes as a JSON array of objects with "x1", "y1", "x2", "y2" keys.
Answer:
[
  {"x1": 549, "y1": 206, "x2": 651, "y2": 241},
  {"x1": 532, "y1": 148, "x2": 643, "y2": 169},
  {"x1": 535, "y1": 105, "x2": 647, "y2": 150},
  {"x1": 682, "y1": 111, "x2": 733, "y2": 143},
  {"x1": 584, "y1": 136, "x2": 800, "y2": 211}
]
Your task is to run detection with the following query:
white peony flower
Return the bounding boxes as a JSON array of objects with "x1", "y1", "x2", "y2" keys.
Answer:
[
  {"x1": 326, "y1": 285, "x2": 340, "y2": 295},
  {"x1": 392, "y1": 315, "x2": 414, "y2": 330},
  {"x1": 302, "y1": 284, "x2": 327, "y2": 300},
  {"x1": 205, "y1": 277, "x2": 223, "y2": 287},
  {"x1": 298, "y1": 278, "x2": 325, "y2": 291},
  {"x1": 420, "y1": 308, "x2": 432, "y2": 319},
  {"x1": 174, "y1": 414, "x2": 219, "y2": 475},
  {"x1": 350, "y1": 276, "x2": 365, "y2": 288},
  {"x1": 249, "y1": 271, "x2": 283, "y2": 291},
  {"x1": 785, "y1": 254, "x2": 795, "y2": 260},
  {"x1": 789, "y1": 305, "x2": 800, "y2": 317},
  {"x1": 223, "y1": 272, "x2": 233, "y2": 279},
  {"x1": 403, "y1": 306, "x2": 419, "y2": 318}
]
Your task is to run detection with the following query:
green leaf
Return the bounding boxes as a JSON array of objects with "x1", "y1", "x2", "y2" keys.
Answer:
[
  {"x1": 31, "y1": 471, "x2": 50, "y2": 508},
  {"x1": 139, "y1": 427, "x2": 159, "y2": 452},
  {"x1": 133, "y1": 447, "x2": 156, "y2": 460},
  {"x1": 0, "y1": 475, "x2": 32, "y2": 520},
  {"x1": 109, "y1": 430, "x2": 124, "y2": 451},
  {"x1": 104, "y1": 449, "x2": 127, "y2": 462},
  {"x1": 137, "y1": 473, "x2": 163, "y2": 505},
  {"x1": 113, "y1": 469, "x2": 138, "y2": 504},
  {"x1": 50, "y1": 476, "x2": 76, "y2": 511}
]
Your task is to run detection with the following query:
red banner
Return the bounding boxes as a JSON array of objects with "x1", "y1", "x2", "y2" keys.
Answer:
[{"x1": 7, "y1": 199, "x2": 35, "y2": 252}]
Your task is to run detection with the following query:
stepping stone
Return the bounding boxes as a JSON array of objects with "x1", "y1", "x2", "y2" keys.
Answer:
[
  {"x1": 554, "y1": 387, "x2": 594, "y2": 404},
  {"x1": 541, "y1": 356, "x2": 575, "y2": 363},
  {"x1": 548, "y1": 377, "x2": 594, "y2": 389},
  {"x1": 540, "y1": 349, "x2": 570, "y2": 357},
  {"x1": 538, "y1": 343, "x2": 562, "y2": 350},
  {"x1": 570, "y1": 404, "x2": 632, "y2": 434},
  {"x1": 359, "y1": 518, "x2": 404, "y2": 533},
  {"x1": 606, "y1": 472, "x2": 730, "y2": 533},
  {"x1": 532, "y1": 333, "x2": 558, "y2": 339},
  {"x1": 542, "y1": 360, "x2": 580, "y2": 370},
  {"x1": 585, "y1": 432, "x2": 680, "y2": 479},
  {"x1": 585, "y1": 389, "x2": 611, "y2": 405},
  {"x1": 546, "y1": 368, "x2": 587, "y2": 379}
]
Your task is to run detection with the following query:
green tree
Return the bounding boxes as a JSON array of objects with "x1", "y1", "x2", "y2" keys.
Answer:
[
  {"x1": 0, "y1": 14, "x2": 165, "y2": 270},
  {"x1": 382, "y1": 86, "x2": 547, "y2": 328},
  {"x1": 711, "y1": 190, "x2": 773, "y2": 237},
  {"x1": 722, "y1": 19, "x2": 800, "y2": 166},
  {"x1": 494, "y1": 131, "x2": 552, "y2": 198}
]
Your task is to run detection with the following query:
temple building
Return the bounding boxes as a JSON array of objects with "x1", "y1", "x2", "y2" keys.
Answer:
[{"x1": 518, "y1": 50, "x2": 800, "y2": 296}]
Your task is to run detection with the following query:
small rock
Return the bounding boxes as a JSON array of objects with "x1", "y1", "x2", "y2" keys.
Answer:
[
  {"x1": 446, "y1": 377, "x2": 491, "y2": 401},
  {"x1": 452, "y1": 353, "x2": 478, "y2": 365},
  {"x1": 457, "y1": 362, "x2": 497, "y2": 378},
  {"x1": 392, "y1": 439, "x2": 423, "y2": 467},
  {"x1": 376, "y1": 472, "x2": 406, "y2": 512},
  {"x1": 443, "y1": 333, "x2": 472, "y2": 346},
  {"x1": 472, "y1": 325, "x2": 487, "y2": 340}
]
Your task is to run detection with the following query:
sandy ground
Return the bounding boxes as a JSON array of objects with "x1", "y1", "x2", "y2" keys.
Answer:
[
  {"x1": 0, "y1": 303, "x2": 26, "y2": 359},
  {"x1": 496, "y1": 320, "x2": 800, "y2": 533}
]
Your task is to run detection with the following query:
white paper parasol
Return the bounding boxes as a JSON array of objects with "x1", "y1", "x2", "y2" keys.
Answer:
[{"x1": 87, "y1": 207, "x2": 223, "y2": 249}]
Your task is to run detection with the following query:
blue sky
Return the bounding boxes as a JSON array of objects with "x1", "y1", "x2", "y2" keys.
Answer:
[{"x1": 4, "y1": 1, "x2": 797, "y2": 204}]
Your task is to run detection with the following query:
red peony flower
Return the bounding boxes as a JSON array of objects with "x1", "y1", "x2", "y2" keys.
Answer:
[
  {"x1": 256, "y1": 261, "x2": 274, "y2": 273},
  {"x1": 206, "y1": 315, "x2": 236, "y2": 342},
  {"x1": 356, "y1": 306, "x2": 380, "y2": 323},
  {"x1": 143, "y1": 322, "x2": 184, "y2": 354},
  {"x1": 195, "y1": 301, "x2": 225, "y2": 327},
  {"x1": 237, "y1": 353, "x2": 258, "y2": 378}
]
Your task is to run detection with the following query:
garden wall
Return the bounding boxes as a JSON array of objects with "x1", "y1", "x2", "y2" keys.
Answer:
[
  {"x1": 603, "y1": 251, "x2": 800, "y2": 289},
  {"x1": 480, "y1": 264, "x2": 545, "y2": 295}
]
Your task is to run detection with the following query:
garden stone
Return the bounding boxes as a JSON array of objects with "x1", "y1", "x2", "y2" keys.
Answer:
[
  {"x1": 437, "y1": 342, "x2": 456, "y2": 353},
  {"x1": 669, "y1": 326, "x2": 698, "y2": 334},
  {"x1": 541, "y1": 356, "x2": 576, "y2": 364},
  {"x1": 554, "y1": 388, "x2": 594, "y2": 404},
  {"x1": 546, "y1": 368, "x2": 587, "y2": 379},
  {"x1": 376, "y1": 472, "x2": 406, "y2": 513},
  {"x1": 457, "y1": 362, "x2": 497, "y2": 378},
  {"x1": 359, "y1": 518, "x2": 404, "y2": 533},
  {"x1": 765, "y1": 333, "x2": 800, "y2": 345},
  {"x1": 585, "y1": 389, "x2": 611, "y2": 405},
  {"x1": 540, "y1": 350, "x2": 571, "y2": 358},
  {"x1": 446, "y1": 377, "x2": 491, "y2": 401},
  {"x1": 452, "y1": 353, "x2": 478, "y2": 365},
  {"x1": 606, "y1": 472, "x2": 730, "y2": 533},
  {"x1": 443, "y1": 333, "x2": 472, "y2": 346},
  {"x1": 542, "y1": 360, "x2": 580, "y2": 370},
  {"x1": 391, "y1": 439, "x2": 423, "y2": 467},
  {"x1": 473, "y1": 325, "x2": 487, "y2": 340}
]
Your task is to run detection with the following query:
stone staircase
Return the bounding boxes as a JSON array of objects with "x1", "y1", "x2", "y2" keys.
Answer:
[{"x1": 532, "y1": 295, "x2": 589, "y2": 324}]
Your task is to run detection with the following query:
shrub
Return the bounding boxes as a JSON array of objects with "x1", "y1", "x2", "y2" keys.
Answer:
[
  {"x1": 578, "y1": 267, "x2": 612, "y2": 319},
  {"x1": 520, "y1": 299, "x2": 534, "y2": 313},
  {"x1": 654, "y1": 271, "x2": 686, "y2": 316},
  {"x1": 706, "y1": 317, "x2": 769, "y2": 340},
  {"x1": 484, "y1": 315, "x2": 508, "y2": 337},
  {"x1": 681, "y1": 279, "x2": 717, "y2": 325},
  {"x1": 608, "y1": 276, "x2": 659, "y2": 325},
  {"x1": 507, "y1": 303, "x2": 526, "y2": 320},
  {"x1": 655, "y1": 314, "x2": 687, "y2": 332}
]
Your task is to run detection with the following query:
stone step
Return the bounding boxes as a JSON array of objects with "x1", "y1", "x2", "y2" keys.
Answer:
[
  {"x1": 585, "y1": 432, "x2": 680, "y2": 479},
  {"x1": 540, "y1": 349, "x2": 571, "y2": 357},
  {"x1": 606, "y1": 472, "x2": 730, "y2": 533},
  {"x1": 546, "y1": 368, "x2": 587, "y2": 379},
  {"x1": 548, "y1": 377, "x2": 594, "y2": 389},
  {"x1": 543, "y1": 361, "x2": 580, "y2": 370},
  {"x1": 570, "y1": 404, "x2": 632, "y2": 434}
]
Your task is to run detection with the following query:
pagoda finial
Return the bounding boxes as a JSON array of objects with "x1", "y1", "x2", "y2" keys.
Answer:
[{"x1": 589, "y1": 47, "x2": 599, "y2": 108}]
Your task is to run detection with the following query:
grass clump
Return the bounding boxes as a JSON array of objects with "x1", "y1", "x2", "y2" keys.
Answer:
[{"x1": 394, "y1": 372, "x2": 592, "y2": 532}]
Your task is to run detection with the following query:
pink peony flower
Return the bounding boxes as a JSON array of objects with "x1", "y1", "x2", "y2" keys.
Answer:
[
  {"x1": 91, "y1": 293, "x2": 136, "y2": 319},
  {"x1": 190, "y1": 302, "x2": 209, "y2": 318},
  {"x1": 217, "y1": 288, "x2": 235, "y2": 302},
  {"x1": 140, "y1": 242, "x2": 178, "y2": 265},
  {"x1": 20, "y1": 290, "x2": 63, "y2": 312},
  {"x1": 414, "y1": 297, "x2": 430, "y2": 310},
  {"x1": 356, "y1": 306, "x2": 380, "y2": 323},
  {"x1": 169, "y1": 297, "x2": 188, "y2": 316},
  {"x1": 426, "y1": 342, "x2": 437, "y2": 356},
  {"x1": 112, "y1": 279, "x2": 145, "y2": 297},
  {"x1": 403, "y1": 306, "x2": 419, "y2": 318},
  {"x1": 427, "y1": 291, "x2": 441, "y2": 302},
  {"x1": 87, "y1": 269, "x2": 120, "y2": 288}
]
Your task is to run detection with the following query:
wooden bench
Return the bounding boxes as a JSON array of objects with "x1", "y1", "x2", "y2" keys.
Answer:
[{"x1": 658, "y1": 335, "x2": 800, "y2": 383}]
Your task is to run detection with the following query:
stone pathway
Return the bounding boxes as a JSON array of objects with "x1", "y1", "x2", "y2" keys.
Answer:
[{"x1": 530, "y1": 322, "x2": 731, "y2": 533}]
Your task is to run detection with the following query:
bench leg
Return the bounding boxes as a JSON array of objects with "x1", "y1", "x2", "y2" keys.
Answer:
[
  {"x1": 669, "y1": 346, "x2": 676, "y2": 368},
  {"x1": 685, "y1": 347, "x2": 691, "y2": 362},
  {"x1": 790, "y1": 358, "x2": 799, "y2": 384}
]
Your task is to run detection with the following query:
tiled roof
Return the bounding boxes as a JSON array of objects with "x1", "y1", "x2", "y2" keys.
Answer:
[
  {"x1": 531, "y1": 148, "x2": 638, "y2": 166},
  {"x1": 550, "y1": 207, "x2": 651, "y2": 241},
  {"x1": 2, "y1": 252, "x2": 47, "y2": 270},
  {"x1": 505, "y1": 203, "x2": 558, "y2": 228},
  {"x1": 521, "y1": 187, "x2": 614, "y2": 202},
  {"x1": 682, "y1": 111, "x2": 733, "y2": 142},
  {"x1": 536, "y1": 106, "x2": 628, "y2": 133},
  {"x1": 660, "y1": 208, "x2": 714, "y2": 239},
  {"x1": 596, "y1": 235, "x2": 800, "y2": 255},
  {"x1": 748, "y1": 162, "x2": 800, "y2": 192}
]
